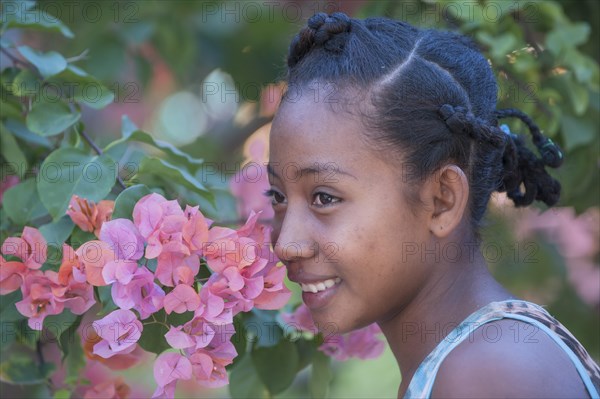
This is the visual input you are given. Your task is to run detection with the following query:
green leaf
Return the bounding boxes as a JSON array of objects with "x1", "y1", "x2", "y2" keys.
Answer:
[
  {"x1": 103, "y1": 116, "x2": 205, "y2": 172},
  {"x1": 96, "y1": 285, "x2": 118, "y2": 315},
  {"x1": 0, "y1": 97, "x2": 23, "y2": 120},
  {"x1": 47, "y1": 66, "x2": 115, "y2": 110},
  {"x1": 4, "y1": 118, "x2": 52, "y2": 147},
  {"x1": 3, "y1": 178, "x2": 48, "y2": 225},
  {"x1": 561, "y1": 113, "x2": 596, "y2": 151},
  {"x1": 0, "y1": 351, "x2": 55, "y2": 385},
  {"x1": 3, "y1": 8, "x2": 74, "y2": 38},
  {"x1": 0, "y1": 67, "x2": 22, "y2": 92},
  {"x1": 310, "y1": 351, "x2": 332, "y2": 399},
  {"x1": 121, "y1": 115, "x2": 138, "y2": 138},
  {"x1": 112, "y1": 184, "x2": 151, "y2": 219},
  {"x1": 566, "y1": 80, "x2": 589, "y2": 115},
  {"x1": 38, "y1": 310, "x2": 78, "y2": 341},
  {"x1": 231, "y1": 316, "x2": 248, "y2": 363},
  {"x1": 70, "y1": 228, "x2": 96, "y2": 249},
  {"x1": 0, "y1": 121, "x2": 27, "y2": 177},
  {"x1": 139, "y1": 157, "x2": 212, "y2": 202},
  {"x1": 62, "y1": 331, "x2": 85, "y2": 387},
  {"x1": 137, "y1": 312, "x2": 170, "y2": 355},
  {"x1": 295, "y1": 338, "x2": 319, "y2": 372},
  {"x1": 245, "y1": 309, "x2": 284, "y2": 348},
  {"x1": 11, "y1": 69, "x2": 39, "y2": 97},
  {"x1": 0, "y1": 321, "x2": 17, "y2": 351},
  {"x1": 563, "y1": 48, "x2": 597, "y2": 84},
  {"x1": 43, "y1": 244, "x2": 63, "y2": 270},
  {"x1": 59, "y1": 316, "x2": 83, "y2": 357},
  {"x1": 37, "y1": 148, "x2": 116, "y2": 220},
  {"x1": 137, "y1": 309, "x2": 194, "y2": 354},
  {"x1": 555, "y1": 142, "x2": 599, "y2": 212},
  {"x1": 476, "y1": 31, "x2": 517, "y2": 61},
  {"x1": 26, "y1": 100, "x2": 81, "y2": 137},
  {"x1": 546, "y1": 22, "x2": 590, "y2": 55},
  {"x1": 39, "y1": 216, "x2": 75, "y2": 248},
  {"x1": 53, "y1": 389, "x2": 71, "y2": 399},
  {"x1": 229, "y1": 353, "x2": 268, "y2": 399},
  {"x1": 251, "y1": 337, "x2": 299, "y2": 395},
  {"x1": 17, "y1": 46, "x2": 67, "y2": 78},
  {"x1": 83, "y1": 37, "x2": 126, "y2": 81},
  {"x1": 0, "y1": 290, "x2": 26, "y2": 323},
  {"x1": 1, "y1": 67, "x2": 21, "y2": 92}
]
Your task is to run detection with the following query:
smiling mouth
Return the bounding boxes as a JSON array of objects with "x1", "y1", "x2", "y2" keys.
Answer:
[{"x1": 300, "y1": 277, "x2": 342, "y2": 293}]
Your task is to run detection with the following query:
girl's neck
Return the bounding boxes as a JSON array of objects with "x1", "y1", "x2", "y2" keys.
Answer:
[{"x1": 377, "y1": 249, "x2": 515, "y2": 397}]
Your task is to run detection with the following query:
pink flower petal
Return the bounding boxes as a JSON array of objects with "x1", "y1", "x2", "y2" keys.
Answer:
[
  {"x1": 92, "y1": 309, "x2": 143, "y2": 358},
  {"x1": 163, "y1": 284, "x2": 200, "y2": 314},
  {"x1": 223, "y1": 267, "x2": 244, "y2": 291},
  {"x1": 133, "y1": 193, "x2": 166, "y2": 238},
  {"x1": 154, "y1": 352, "x2": 192, "y2": 387},
  {"x1": 165, "y1": 326, "x2": 196, "y2": 350},
  {"x1": 99, "y1": 219, "x2": 144, "y2": 260}
]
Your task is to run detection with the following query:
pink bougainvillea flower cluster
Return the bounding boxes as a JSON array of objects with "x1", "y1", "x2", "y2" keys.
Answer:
[
  {"x1": 120, "y1": 193, "x2": 290, "y2": 397},
  {"x1": 283, "y1": 303, "x2": 386, "y2": 361},
  {"x1": 102, "y1": 193, "x2": 289, "y2": 395},
  {"x1": 0, "y1": 192, "x2": 291, "y2": 398},
  {"x1": 1, "y1": 227, "x2": 96, "y2": 329},
  {"x1": 67, "y1": 195, "x2": 115, "y2": 238}
]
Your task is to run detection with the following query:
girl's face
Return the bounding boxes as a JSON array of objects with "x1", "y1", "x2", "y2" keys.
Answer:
[{"x1": 268, "y1": 92, "x2": 434, "y2": 334}]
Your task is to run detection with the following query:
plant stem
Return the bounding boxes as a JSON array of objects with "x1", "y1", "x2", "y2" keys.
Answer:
[
  {"x1": 36, "y1": 339, "x2": 45, "y2": 367},
  {"x1": 1, "y1": 47, "x2": 44, "y2": 80},
  {"x1": 1, "y1": 47, "x2": 29, "y2": 68},
  {"x1": 66, "y1": 49, "x2": 89, "y2": 63},
  {"x1": 76, "y1": 125, "x2": 127, "y2": 190}
]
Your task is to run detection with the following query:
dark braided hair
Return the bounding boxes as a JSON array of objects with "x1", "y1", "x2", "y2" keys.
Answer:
[{"x1": 282, "y1": 12, "x2": 563, "y2": 229}]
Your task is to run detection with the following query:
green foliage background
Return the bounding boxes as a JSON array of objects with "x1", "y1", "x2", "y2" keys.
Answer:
[{"x1": 0, "y1": 0, "x2": 598, "y2": 397}]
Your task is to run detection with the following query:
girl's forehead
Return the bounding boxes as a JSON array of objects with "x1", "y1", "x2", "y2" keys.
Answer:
[
  {"x1": 269, "y1": 108, "x2": 397, "y2": 184},
  {"x1": 272, "y1": 92, "x2": 364, "y2": 139}
]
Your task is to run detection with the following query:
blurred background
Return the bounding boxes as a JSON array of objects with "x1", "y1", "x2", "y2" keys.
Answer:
[{"x1": 1, "y1": 0, "x2": 598, "y2": 397}]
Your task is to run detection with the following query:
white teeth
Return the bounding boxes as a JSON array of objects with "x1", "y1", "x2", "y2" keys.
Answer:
[{"x1": 300, "y1": 278, "x2": 341, "y2": 293}]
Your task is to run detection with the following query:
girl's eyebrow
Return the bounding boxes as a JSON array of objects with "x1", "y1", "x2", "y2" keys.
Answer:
[{"x1": 267, "y1": 163, "x2": 357, "y2": 180}]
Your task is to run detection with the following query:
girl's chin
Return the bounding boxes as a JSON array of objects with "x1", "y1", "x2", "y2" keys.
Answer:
[{"x1": 310, "y1": 311, "x2": 354, "y2": 335}]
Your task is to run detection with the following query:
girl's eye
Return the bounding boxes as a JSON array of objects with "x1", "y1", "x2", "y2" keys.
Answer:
[
  {"x1": 264, "y1": 189, "x2": 286, "y2": 206},
  {"x1": 312, "y1": 192, "x2": 340, "y2": 207}
]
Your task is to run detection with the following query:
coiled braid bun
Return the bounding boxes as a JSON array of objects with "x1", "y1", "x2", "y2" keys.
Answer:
[{"x1": 288, "y1": 12, "x2": 352, "y2": 68}]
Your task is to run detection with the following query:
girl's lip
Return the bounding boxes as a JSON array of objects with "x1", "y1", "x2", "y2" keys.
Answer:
[{"x1": 301, "y1": 280, "x2": 341, "y2": 310}]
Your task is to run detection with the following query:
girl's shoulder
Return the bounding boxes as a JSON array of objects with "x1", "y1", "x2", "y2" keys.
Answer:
[
  {"x1": 431, "y1": 317, "x2": 589, "y2": 398},
  {"x1": 407, "y1": 300, "x2": 600, "y2": 398}
]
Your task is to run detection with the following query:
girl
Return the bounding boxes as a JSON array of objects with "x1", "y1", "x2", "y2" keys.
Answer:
[{"x1": 265, "y1": 12, "x2": 600, "y2": 398}]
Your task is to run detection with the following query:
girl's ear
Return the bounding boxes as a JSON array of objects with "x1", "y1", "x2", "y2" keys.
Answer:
[{"x1": 421, "y1": 165, "x2": 470, "y2": 238}]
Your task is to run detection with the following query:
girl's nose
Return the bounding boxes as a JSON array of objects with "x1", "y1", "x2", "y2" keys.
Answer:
[{"x1": 272, "y1": 209, "x2": 316, "y2": 264}]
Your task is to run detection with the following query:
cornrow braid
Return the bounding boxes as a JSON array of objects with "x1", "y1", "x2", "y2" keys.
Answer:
[{"x1": 439, "y1": 104, "x2": 505, "y2": 148}]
